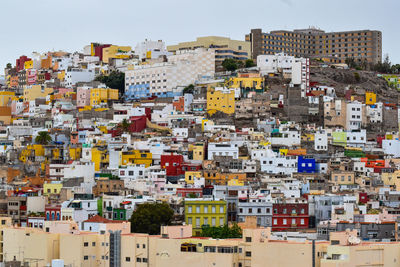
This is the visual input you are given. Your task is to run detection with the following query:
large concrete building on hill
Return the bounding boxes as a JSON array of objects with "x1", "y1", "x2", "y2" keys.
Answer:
[{"x1": 246, "y1": 28, "x2": 382, "y2": 64}]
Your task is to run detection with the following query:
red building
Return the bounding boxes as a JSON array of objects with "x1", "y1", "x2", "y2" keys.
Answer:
[
  {"x1": 92, "y1": 43, "x2": 111, "y2": 61},
  {"x1": 161, "y1": 154, "x2": 184, "y2": 176},
  {"x1": 359, "y1": 192, "x2": 369, "y2": 204},
  {"x1": 173, "y1": 96, "x2": 185, "y2": 112},
  {"x1": 16, "y1": 55, "x2": 32, "y2": 71},
  {"x1": 272, "y1": 203, "x2": 309, "y2": 231},
  {"x1": 45, "y1": 205, "x2": 61, "y2": 221},
  {"x1": 176, "y1": 188, "x2": 203, "y2": 198},
  {"x1": 129, "y1": 116, "x2": 147, "y2": 132}
]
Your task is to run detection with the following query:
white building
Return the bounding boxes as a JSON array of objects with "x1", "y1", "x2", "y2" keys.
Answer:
[
  {"x1": 346, "y1": 130, "x2": 367, "y2": 148},
  {"x1": 260, "y1": 156, "x2": 297, "y2": 175},
  {"x1": 257, "y1": 53, "x2": 310, "y2": 96},
  {"x1": 382, "y1": 139, "x2": 400, "y2": 158},
  {"x1": 208, "y1": 142, "x2": 239, "y2": 160},
  {"x1": 314, "y1": 130, "x2": 328, "y2": 151},
  {"x1": 125, "y1": 49, "x2": 215, "y2": 97},
  {"x1": 64, "y1": 68, "x2": 95, "y2": 88},
  {"x1": 366, "y1": 102, "x2": 383, "y2": 123},
  {"x1": 134, "y1": 39, "x2": 171, "y2": 60},
  {"x1": 346, "y1": 101, "x2": 364, "y2": 131}
]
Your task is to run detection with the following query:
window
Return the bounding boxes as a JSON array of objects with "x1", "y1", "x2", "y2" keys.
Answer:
[
  {"x1": 245, "y1": 237, "x2": 252, "y2": 242},
  {"x1": 84, "y1": 242, "x2": 88, "y2": 247},
  {"x1": 219, "y1": 218, "x2": 224, "y2": 226},
  {"x1": 126, "y1": 257, "x2": 131, "y2": 262},
  {"x1": 212, "y1": 206, "x2": 216, "y2": 213},
  {"x1": 196, "y1": 217, "x2": 200, "y2": 227},
  {"x1": 220, "y1": 206, "x2": 224, "y2": 213},
  {"x1": 212, "y1": 217, "x2": 216, "y2": 226},
  {"x1": 84, "y1": 256, "x2": 89, "y2": 260},
  {"x1": 188, "y1": 217, "x2": 192, "y2": 225},
  {"x1": 204, "y1": 217, "x2": 208, "y2": 225},
  {"x1": 196, "y1": 206, "x2": 200, "y2": 213},
  {"x1": 245, "y1": 251, "x2": 252, "y2": 257},
  {"x1": 136, "y1": 258, "x2": 142, "y2": 262},
  {"x1": 283, "y1": 219, "x2": 287, "y2": 225},
  {"x1": 300, "y1": 219, "x2": 305, "y2": 225},
  {"x1": 188, "y1": 206, "x2": 192, "y2": 213},
  {"x1": 92, "y1": 242, "x2": 96, "y2": 246},
  {"x1": 204, "y1": 206, "x2": 208, "y2": 213}
]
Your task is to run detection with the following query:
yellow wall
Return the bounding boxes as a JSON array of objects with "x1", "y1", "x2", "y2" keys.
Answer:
[
  {"x1": 23, "y1": 85, "x2": 54, "y2": 102},
  {"x1": 228, "y1": 77, "x2": 263, "y2": 89},
  {"x1": 185, "y1": 171, "x2": 202, "y2": 184},
  {"x1": 184, "y1": 200, "x2": 227, "y2": 236},
  {"x1": 90, "y1": 88, "x2": 119, "y2": 106},
  {"x1": 43, "y1": 183, "x2": 63, "y2": 196},
  {"x1": 102, "y1": 45, "x2": 131, "y2": 63},
  {"x1": 120, "y1": 150, "x2": 152, "y2": 167},
  {"x1": 365, "y1": 92, "x2": 377, "y2": 105},
  {"x1": 92, "y1": 147, "x2": 109, "y2": 172},
  {"x1": 0, "y1": 91, "x2": 15, "y2": 106},
  {"x1": 207, "y1": 88, "x2": 235, "y2": 114},
  {"x1": 24, "y1": 60, "x2": 33, "y2": 69}
]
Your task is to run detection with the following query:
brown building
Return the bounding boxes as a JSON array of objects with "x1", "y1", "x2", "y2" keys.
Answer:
[
  {"x1": 246, "y1": 28, "x2": 382, "y2": 64},
  {"x1": 92, "y1": 178, "x2": 125, "y2": 196}
]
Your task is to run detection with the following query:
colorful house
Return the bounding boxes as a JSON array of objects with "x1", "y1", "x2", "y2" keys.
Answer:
[
  {"x1": 207, "y1": 87, "x2": 235, "y2": 114},
  {"x1": 184, "y1": 199, "x2": 227, "y2": 236}
]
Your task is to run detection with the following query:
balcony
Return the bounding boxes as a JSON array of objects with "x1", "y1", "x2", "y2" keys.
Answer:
[
  {"x1": 20, "y1": 205, "x2": 27, "y2": 211},
  {"x1": 106, "y1": 206, "x2": 113, "y2": 211}
]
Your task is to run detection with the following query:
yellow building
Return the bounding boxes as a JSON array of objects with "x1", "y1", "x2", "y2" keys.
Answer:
[
  {"x1": 23, "y1": 85, "x2": 54, "y2": 102},
  {"x1": 120, "y1": 150, "x2": 152, "y2": 167},
  {"x1": 365, "y1": 91, "x2": 377, "y2": 105},
  {"x1": 43, "y1": 182, "x2": 63, "y2": 196},
  {"x1": 91, "y1": 147, "x2": 109, "y2": 172},
  {"x1": 0, "y1": 91, "x2": 15, "y2": 106},
  {"x1": 19, "y1": 144, "x2": 45, "y2": 163},
  {"x1": 0, "y1": 217, "x2": 12, "y2": 262},
  {"x1": 185, "y1": 171, "x2": 202, "y2": 185},
  {"x1": 69, "y1": 147, "x2": 82, "y2": 161},
  {"x1": 24, "y1": 60, "x2": 33, "y2": 69},
  {"x1": 381, "y1": 170, "x2": 400, "y2": 190},
  {"x1": 189, "y1": 143, "x2": 205, "y2": 161},
  {"x1": 184, "y1": 199, "x2": 227, "y2": 236},
  {"x1": 102, "y1": 45, "x2": 131, "y2": 63},
  {"x1": 167, "y1": 36, "x2": 251, "y2": 60},
  {"x1": 207, "y1": 87, "x2": 235, "y2": 114},
  {"x1": 3, "y1": 227, "x2": 60, "y2": 266},
  {"x1": 57, "y1": 70, "x2": 65, "y2": 81},
  {"x1": 227, "y1": 75, "x2": 264, "y2": 90},
  {"x1": 90, "y1": 88, "x2": 119, "y2": 106},
  {"x1": 331, "y1": 171, "x2": 355, "y2": 185}
]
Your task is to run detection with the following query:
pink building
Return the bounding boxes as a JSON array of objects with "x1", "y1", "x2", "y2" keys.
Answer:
[
  {"x1": 27, "y1": 69, "x2": 37, "y2": 85},
  {"x1": 77, "y1": 87, "x2": 91, "y2": 108}
]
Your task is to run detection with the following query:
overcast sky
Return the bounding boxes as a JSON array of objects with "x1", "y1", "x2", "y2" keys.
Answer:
[{"x1": 0, "y1": 0, "x2": 398, "y2": 70}]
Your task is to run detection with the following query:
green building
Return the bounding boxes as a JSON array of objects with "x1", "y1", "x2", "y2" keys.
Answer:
[{"x1": 184, "y1": 199, "x2": 227, "y2": 236}]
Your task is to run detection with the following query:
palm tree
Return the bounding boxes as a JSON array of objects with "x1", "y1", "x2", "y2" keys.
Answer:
[
  {"x1": 35, "y1": 131, "x2": 52, "y2": 145},
  {"x1": 119, "y1": 119, "x2": 131, "y2": 133}
]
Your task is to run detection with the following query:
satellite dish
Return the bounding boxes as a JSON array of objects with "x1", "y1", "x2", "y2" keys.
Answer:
[{"x1": 348, "y1": 235, "x2": 361, "y2": 245}]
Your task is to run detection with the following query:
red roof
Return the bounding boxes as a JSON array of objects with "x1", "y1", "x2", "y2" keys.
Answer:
[{"x1": 83, "y1": 215, "x2": 115, "y2": 224}]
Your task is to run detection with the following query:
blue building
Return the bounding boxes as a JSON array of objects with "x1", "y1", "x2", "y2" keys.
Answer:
[
  {"x1": 297, "y1": 156, "x2": 317, "y2": 173},
  {"x1": 125, "y1": 84, "x2": 151, "y2": 100}
]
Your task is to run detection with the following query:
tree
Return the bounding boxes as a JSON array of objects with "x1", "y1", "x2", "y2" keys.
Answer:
[
  {"x1": 130, "y1": 203, "x2": 174, "y2": 235},
  {"x1": 6, "y1": 63, "x2": 12, "y2": 69},
  {"x1": 183, "y1": 84, "x2": 195, "y2": 94},
  {"x1": 119, "y1": 118, "x2": 131, "y2": 133},
  {"x1": 95, "y1": 70, "x2": 125, "y2": 96},
  {"x1": 245, "y1": 59, "x2": 256, "y2": 68},
  {"x1": 200, "y1": 223, "x2": 242, "y2": 239},
  {"x1": 35, "y1": 131, "x2": 52, "y2": 145},
  {"x1": 222, "y1": 59, "x2": 238, "y2": 72}
]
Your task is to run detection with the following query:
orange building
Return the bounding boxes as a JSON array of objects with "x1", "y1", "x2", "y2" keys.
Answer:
[
  {"x1": 173, "y1": 96, "x2": 185, "y2": 112},
  {"x1": 203, "y1": 171, "x2": 246, "y2": 185}
]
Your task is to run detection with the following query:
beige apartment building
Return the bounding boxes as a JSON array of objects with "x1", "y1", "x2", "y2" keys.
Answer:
[
  {"x1": 168, "y1": 36, "x2": 251, "y2": 71},
  {"x1": 246, "y1": 28, "x2": 382, "y2": 64},
  {"x1": 3, "y1": 221, "x2": 400, "y2": 267}
]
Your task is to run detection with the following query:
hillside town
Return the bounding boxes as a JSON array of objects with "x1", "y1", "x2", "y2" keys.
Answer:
[{"x1": 0, "y1": 27, "x2": 400, "y2": 266}]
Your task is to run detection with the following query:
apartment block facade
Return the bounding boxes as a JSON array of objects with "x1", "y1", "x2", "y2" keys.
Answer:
[{"x1": 246, "y1": 28, "x2": 382, "y2": 64}]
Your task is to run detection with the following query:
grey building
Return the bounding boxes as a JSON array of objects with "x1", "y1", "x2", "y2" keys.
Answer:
[{"x1": 237, "y1": 200, "x2": 273, "y2": 227}]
